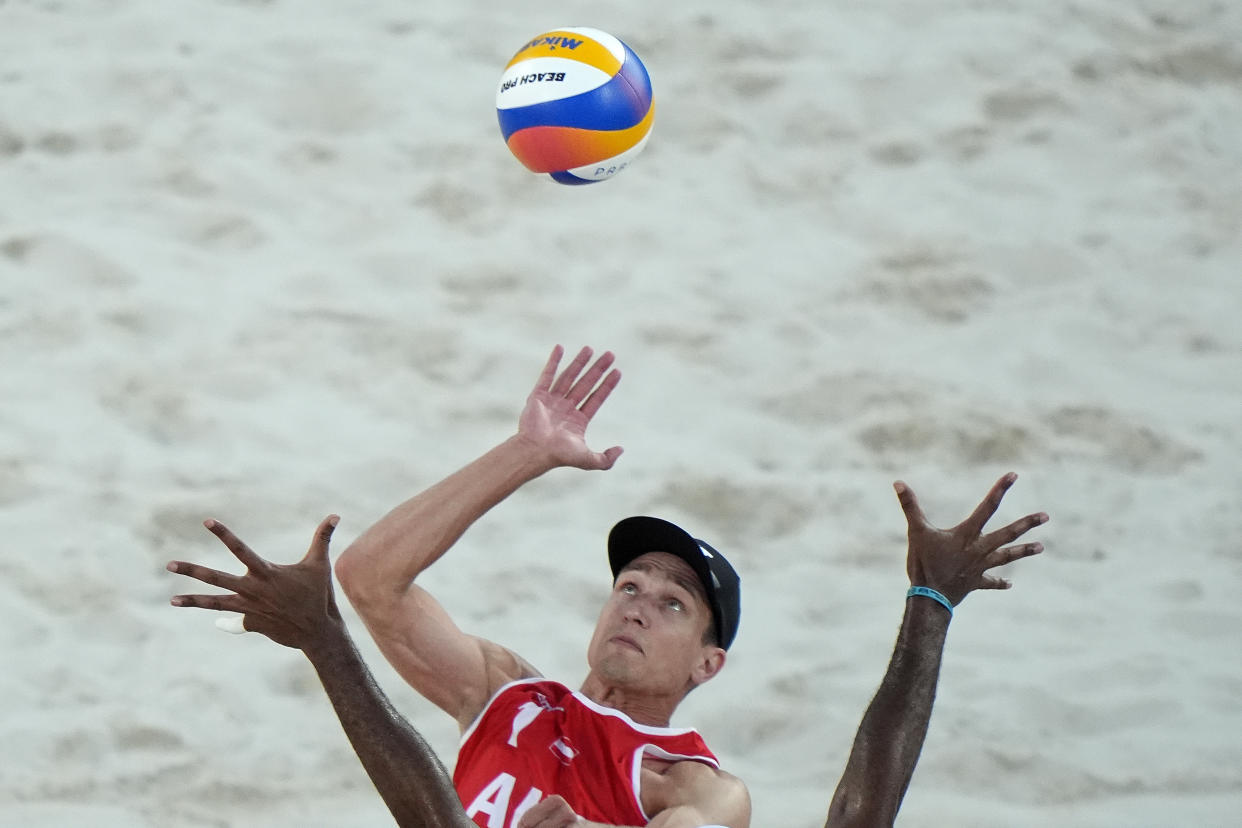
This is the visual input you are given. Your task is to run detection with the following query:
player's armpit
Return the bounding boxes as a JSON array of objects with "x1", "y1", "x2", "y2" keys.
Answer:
[{"x1": 347, "y1": 581, "x2": 540, "y2": 729}]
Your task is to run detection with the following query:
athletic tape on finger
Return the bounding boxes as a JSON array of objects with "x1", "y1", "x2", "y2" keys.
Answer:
[{"x1": 215, "y1": 615, "x2": 247, "y2": 635}]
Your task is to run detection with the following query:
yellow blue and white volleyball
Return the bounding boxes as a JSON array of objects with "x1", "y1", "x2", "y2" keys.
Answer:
[{"x1": 496, "y1": 28, "x2": 654, "y2": 185}]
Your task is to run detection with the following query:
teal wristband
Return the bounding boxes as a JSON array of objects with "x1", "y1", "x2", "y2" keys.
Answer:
[{"x1": 907, "y1": 585, "x2": 953, "y2": 615}]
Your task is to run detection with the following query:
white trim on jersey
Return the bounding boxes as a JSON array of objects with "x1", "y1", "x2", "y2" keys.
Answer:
[
  {"x1": 461, "y1": 677, "x2": 707, "y2": 746},
  {"x1": 571, "y1": 688, "x2": 704, "y2": 737}
]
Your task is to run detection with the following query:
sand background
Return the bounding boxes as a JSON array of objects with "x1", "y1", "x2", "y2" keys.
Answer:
[{"x1": 2, "y1": 0, "x2": 1240, "y2": 825}]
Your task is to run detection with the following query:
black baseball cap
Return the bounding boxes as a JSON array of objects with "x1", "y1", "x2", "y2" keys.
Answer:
[{"x1": 607, "y1": 516, "x2": 741, "y2": 650}]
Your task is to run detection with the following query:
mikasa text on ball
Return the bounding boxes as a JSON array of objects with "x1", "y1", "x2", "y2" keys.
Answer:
[{"x1": 496, "y1": 27, "x2": 654, "y2": 185}]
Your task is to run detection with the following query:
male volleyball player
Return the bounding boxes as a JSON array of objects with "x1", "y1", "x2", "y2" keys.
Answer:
[{"x1": 333, "y1": 345, "x2": 751, "y2": 827}]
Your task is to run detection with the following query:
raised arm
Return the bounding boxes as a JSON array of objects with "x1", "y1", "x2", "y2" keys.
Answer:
[
  {"x1": 825, "y1": 473, "x2": 1048, "y2": 828},
  {"x1": 168, "y1": 517, "x2": 475, "y2": 828},
  {"x1": 334, "y1": 345, "x2": 623, "y2": 729}
]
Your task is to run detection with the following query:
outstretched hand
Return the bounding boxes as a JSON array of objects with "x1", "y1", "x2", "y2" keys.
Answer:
[
  {"x1": 518, "y1": 344, "x2": 623, "y2": 471},
  {"x1": 167, "y1": 515, "x2": 343, "y2": 652},
  {"x1": 895, "y1": 473, "x2": 1048, "y2": 606}
]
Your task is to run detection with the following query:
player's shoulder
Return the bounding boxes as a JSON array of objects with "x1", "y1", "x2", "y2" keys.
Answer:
[
  {"x1": 677, "y1": 758, "x2": 746, "y2": 786},
  {"x1": 660, "y1": 759, "x2": 751, "y2": 826},
  {"x1": 659, "y1": 755, "x2": 749, "y2": 798}
]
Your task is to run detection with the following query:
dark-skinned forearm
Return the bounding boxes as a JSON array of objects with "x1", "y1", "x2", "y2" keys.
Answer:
[
  {"x1": 303, "y1": 624, "x2": 475, "y2": 828},
  {"x1": 825, "y1": 599, "x2": 950, "y2": 828}
]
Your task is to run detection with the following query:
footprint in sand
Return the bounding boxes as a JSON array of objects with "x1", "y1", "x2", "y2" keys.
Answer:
[
  {"x1": 1045, "y1": 405, "x2": 1202, "y2": 474},
  {"x1": 857, "y1": 243, "x2": 996, "y2": 323}
]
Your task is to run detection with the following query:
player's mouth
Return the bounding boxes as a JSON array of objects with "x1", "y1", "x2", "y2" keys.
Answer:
[{"x1": 610, "y1": 635, "x2": 643, "y2": 653}]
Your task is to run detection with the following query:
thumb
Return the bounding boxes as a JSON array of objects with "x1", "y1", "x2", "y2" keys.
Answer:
[
  {"x1": 893, "y1": 480, "x2": 927, "y2": 529},
  {"x1": 303, "y1": 514, "x2": 340, "y2": 565},
  {"x1": 597, "y1": 445, "x2": 624, "y2": 470}
]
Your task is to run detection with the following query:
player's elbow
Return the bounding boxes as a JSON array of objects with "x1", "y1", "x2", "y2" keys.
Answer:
[
  {"x1": 334, "y1": 540, "x2": 379, "y2": 607},
  {"x1": 335, "y1": 538, "x2": 416, "y2": 626}
]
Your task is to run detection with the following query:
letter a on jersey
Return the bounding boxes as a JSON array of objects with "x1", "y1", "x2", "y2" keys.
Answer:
[
  {"x1": 465, "y1": 772, "x2": 544, "y2": 828},
  {"x1": 465, "y1": 772, "x2": 513, "y2": 828}
]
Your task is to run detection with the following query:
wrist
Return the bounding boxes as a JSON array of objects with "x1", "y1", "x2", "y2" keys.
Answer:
[
  {"x1": 301, "y1": 617, "x2": 354, "y2": 662},
  {"x1": 907, "y1": 585, "x2": 953, "y2": 616},
  {"x1": 501, "y1": 433, "x2": 561, "y2": 476}
]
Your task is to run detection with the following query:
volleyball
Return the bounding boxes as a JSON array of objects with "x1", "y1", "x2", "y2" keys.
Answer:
[{"x1": 496, "y1": 28, "x2": 654, "y2": 185}]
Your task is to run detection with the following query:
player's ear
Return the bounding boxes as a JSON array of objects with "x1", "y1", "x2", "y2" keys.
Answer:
[{"x1": 690, "y1": 647, "x2": 726, "y2": 687}]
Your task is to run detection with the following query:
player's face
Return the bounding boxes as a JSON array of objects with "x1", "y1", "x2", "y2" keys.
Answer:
[{"x1": 587, "y1": 552, "x2": 718, "y2": 694}]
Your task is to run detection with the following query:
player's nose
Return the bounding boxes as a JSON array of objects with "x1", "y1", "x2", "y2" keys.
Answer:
[{"x1": 622, "y1": 604, "x2": 649, "y2": 627}]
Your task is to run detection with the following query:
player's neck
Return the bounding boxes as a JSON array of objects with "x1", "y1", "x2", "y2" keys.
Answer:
[{"x1": 578, "y1": 673, "x2": 680, "y2": 728}]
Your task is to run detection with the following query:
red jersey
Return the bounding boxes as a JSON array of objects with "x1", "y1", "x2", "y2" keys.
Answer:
[{"x1": 453, "y1": 678, "x2": 719, "y2": 827}]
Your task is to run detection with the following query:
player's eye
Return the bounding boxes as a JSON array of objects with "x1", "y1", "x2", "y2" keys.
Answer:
[{"x1": 666, "y1": 598, "x2": 684, "y2": 613}]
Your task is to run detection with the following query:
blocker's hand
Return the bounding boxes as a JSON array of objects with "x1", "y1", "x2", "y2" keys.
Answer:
[
  {"x1": 515, "y1": 795, "x2": 583, "y2": 828},
  {"x1": 167, "y1": 515, "x2": 342, "y2": 651},
  {"x1": 517, "y1": 344, "x2": 623, "y2": 471},
  {"x1": 896, "y1": 473, "x2": 1048, "y2": 606}
]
